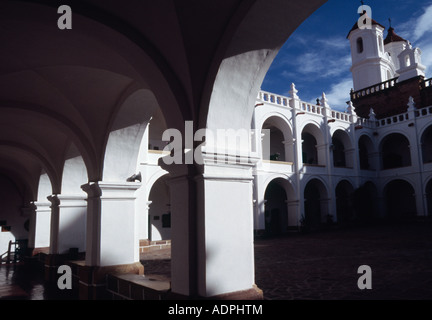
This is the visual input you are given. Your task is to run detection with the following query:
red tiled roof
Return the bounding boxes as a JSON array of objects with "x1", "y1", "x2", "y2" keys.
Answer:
[
  {"x1": 384, "y1": 27, "x2": 407, "y2": 44},
  {"x1": 347, "y1": 13, "x2": 385, "y2": 38}
]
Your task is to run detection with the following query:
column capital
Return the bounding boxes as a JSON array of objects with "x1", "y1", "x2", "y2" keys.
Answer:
[
  {"x1": 33, "y1": 200, "x2": 52, "y2": 212},
  {"x1": 57, "y1": 194, "x2": 87, "y2": 208},
  {"x1": 81, "y1": 181, "x2": 141, "y2": 200},
  {"x1": 47, "y1": 194, "x2": 60, "y2": 207}
]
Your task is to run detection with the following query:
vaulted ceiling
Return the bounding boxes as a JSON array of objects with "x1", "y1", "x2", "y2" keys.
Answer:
[{"x1": 0, "y1": 0, "x2": 326, "y2": 201}]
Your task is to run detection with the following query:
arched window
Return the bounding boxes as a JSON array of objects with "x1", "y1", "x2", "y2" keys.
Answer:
[
  {"x1": 378, "y1": 36, "x2": 383, "y2": 53},
  {"x1": 405, "y1": 54, "x2": 411, "y2": 67},
  {"x1": 421, "y1": 125, "x2": 432, "y2": 163},
  {"x1": 384, "y1": 180, "x2": 416, "y2": 218},
  {"x1": 358, "y1": 135, "x2": 375, "y2": 170},
  {"x1": 357, "y1": 37, "x2": 364, "y2": 53},
  {"x1": 381, "y1": 133, "x2": 411, "y2": 169},
  {"x1": 304, "y1": 179, "x2": 329, "y2": 230}
]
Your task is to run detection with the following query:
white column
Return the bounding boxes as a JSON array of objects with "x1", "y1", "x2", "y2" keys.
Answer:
[
  {"x1": 26, "y1": 203, "x2": 37, "y2": 250},
  {"x1": 164, "y1": 163, "x2": 197, "y2": 297},
  {"x1": 30, "y1": 201, "x2": 51, "y2": 250},
  {"x1": 162, "y1": 153, "x2": 261, "y2": 298},
  {"x1": 81, "y1": 181, "x2": 141, "y2": 267},
  {"x1": 196, "y1": 158, "x2": 257, "y2": 298},
  {"x1": 47, "y1": 194, "x2": 87, "y2": 255},
  {"x1": 286, "y1": 199, "x2": 300, "y2": 227}
]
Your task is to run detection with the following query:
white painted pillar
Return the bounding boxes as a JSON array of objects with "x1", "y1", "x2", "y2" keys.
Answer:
[
  {"x1": 253, "y1": 173, "x2": 266, "y2": 232},
  {"x1": 163, "y1": 163, "x2": 197, "y2": 297},
  {"x1": 81, "y1": 181, "x2": 141, "y2": 267},
  {"x1": 286, "y1": 199, "x2": 300, "y2": 227},
  {"x1": 26, "y1": 203, "x2": 37, "y2": 250},
  {"x1": 30, "y1": 201, "x2": 51, "y2": 251},
  {"x1": 47, "y1": 194, "x2": 87, "y2": 255},
  {"x1": 195, "y1": 155, "x2": 258, "y2": 298},
  {"x1": 290, "y1": 84, "x2": 304, "y2": 221},
  {"x1": 162, "y1": 153, "x2": 261, "y2": 298}
]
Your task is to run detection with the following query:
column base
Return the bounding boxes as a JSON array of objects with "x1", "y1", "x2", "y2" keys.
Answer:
[
  {"x1": 167, "y1": 285, "x2": 264, "y2": 300},
  {"x1": 209, "y1": 285, "x2": 264, "y2": 300},
  {"x1": 77, "y1": 262, "x2": 144, "y2": 300},
  {"x1": 44, "y1": 251, "x2": 87, "y2": 283}
]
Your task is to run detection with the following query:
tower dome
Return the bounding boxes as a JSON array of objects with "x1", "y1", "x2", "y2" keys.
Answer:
[{"x1": 347, "y1": 11, "x2": 394, "y2": 91}]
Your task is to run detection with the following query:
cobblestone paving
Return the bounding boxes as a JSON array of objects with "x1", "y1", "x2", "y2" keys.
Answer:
[
  {"x1": 142, "y1": 221, "x2": 432, "y2": 300},
  {"x1": 254, "y1": 221, "x2": 432, "y2": 300}
]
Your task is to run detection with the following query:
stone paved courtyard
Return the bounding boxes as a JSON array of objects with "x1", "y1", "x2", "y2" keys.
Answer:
[{"x1": 142, "y1": 220, "x2": 432, "y2": 300}]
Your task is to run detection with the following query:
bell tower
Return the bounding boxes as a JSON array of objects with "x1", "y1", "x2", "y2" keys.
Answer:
[{"x1": 347, "y1": 9, "x2": 395, "y2": 91}]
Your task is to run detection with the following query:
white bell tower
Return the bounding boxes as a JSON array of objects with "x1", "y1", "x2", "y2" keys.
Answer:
[{"x1": 347, "y1": 10, "x2": 395, "y2": 91}]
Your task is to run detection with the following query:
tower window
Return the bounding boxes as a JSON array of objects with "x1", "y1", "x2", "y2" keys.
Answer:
[
  {"x1": 405, "y1": 55, "x2": 411, "y2": 67},
  {"x1": 357, "y1": 37, "x2": 364, "y2": 53}
]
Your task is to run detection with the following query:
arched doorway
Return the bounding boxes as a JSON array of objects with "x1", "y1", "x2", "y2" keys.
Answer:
[
  {"x1": 304, "y1": 178, "x2": 329, "y2": 230},
  {"x1": 358, "y1": 135, "x2": 376, "y2": 170},
  {"x1": 332, "y1": 130, "x2": 353, "y2": 168},
  {"x1": 335, "y1": 180, "x2": 354, "y2": 223},
  {"x1": 421, "y1": 125, "x2": 432, "y2": 164},
  {"x1": 352, "y1": 181, "x2": 379, "y2": 222},
  {"x1": 264, "y1": 181, "x2": 287, "y2": 236},
  {"x1": 381, "y1": 133, "x2": 411, "y2": 169},
  {"x1": 301, "y1": 123, "x2": 325, "y2": 166},
  {"x1": 263, "y1": 178, "x2": 297, "y2": 236},
  {"x1": 261, "y1": 116, "x2": 293, "y2": 162},
  {"x1": 148, "y1": 174, "x2": 171, "y2": 241},
  {"x1": 384, "y1": 179, "x2": 417, "y2": 219}
]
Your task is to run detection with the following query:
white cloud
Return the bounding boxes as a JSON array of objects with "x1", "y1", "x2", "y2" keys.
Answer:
[
  {"x1": 419, "y1": 42, "x2": 432, "y2": 77},
  {"x1": 412, "y1": 4, "x2": 432, "y2": 42},
  {"x1": 289, "y1": 52, "x2": 351, "y2": 79},
  {"x1": 323, "y1": 77, "x2": 354, "y2": 111},
  {"x1": 317, "y1": 37, "x2": 349, "y2": 50}
]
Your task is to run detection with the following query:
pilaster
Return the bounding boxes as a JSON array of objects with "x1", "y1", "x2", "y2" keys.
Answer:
[{"x1": 79, "y1": 181, "x2": 144, "y2": 299}]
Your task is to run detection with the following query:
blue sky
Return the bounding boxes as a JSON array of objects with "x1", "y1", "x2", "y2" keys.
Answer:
[{"x1": 261, "y1": 0, "x2": 432, "y2": 111}]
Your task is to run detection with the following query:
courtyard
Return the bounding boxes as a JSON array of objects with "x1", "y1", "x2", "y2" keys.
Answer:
[
  {"x1": 142, "y1": 220, "x2": 432, "y2": 300},
  {"x1": 1, "y1": 220, "x2": 431, "y2": 300}
]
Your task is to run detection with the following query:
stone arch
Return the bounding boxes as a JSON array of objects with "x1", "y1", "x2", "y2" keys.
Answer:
[
  {"x1": 202, "y1": 0, "x2": 326, "y2": 152},
  {"x1": 301, "y1": 123, "x2": 325, "y2": 166},
  {"x1": 380, "y1": 133, "x2": 411, "y2": 169},
  {"x1": 263, "y1": 177, "x2": 296, "y2": 236},
  {"x1": 148, "y1": 173, "x2": 171, "y2": 241},
  {"x1": 332, "y1": 129, "x2": 353, "y2": 168},
  {"x1": 55, "y1": 142, "x2": 89, "y2": 254},
  {"x1": 103, "y1": 89, "x2": 160, "y2": 182},
  {"x1": 261, "y1": 115, "x2": 294, "y2": 162},
  {"x1": 303, "y1": 178, "x2": 329, "y2": 229},
  {"x1": 421, "y1": 124, "x2": 432, "y2": 164},
  {"x1": 61, "y1": 143, "x2": 88, "y2": 195},
  {"x1": 383, "y1": 179, "x2": 416, "y2": 218},
  {"x1": 358, "y1": 134, "x2": 376, "y2": 170}
]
